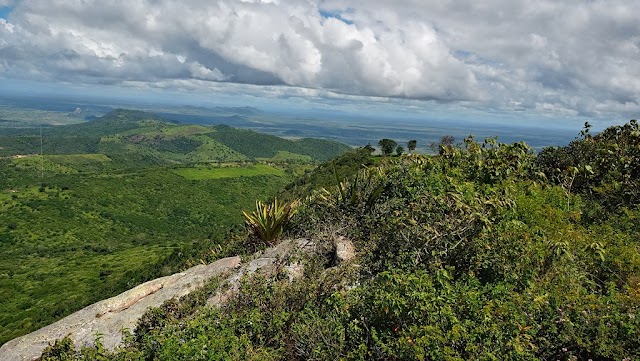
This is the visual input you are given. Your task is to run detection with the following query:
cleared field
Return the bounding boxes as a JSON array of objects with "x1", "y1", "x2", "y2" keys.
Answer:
[{"x1": 173, "y1": 164, "x2": 285, "y2": 180}]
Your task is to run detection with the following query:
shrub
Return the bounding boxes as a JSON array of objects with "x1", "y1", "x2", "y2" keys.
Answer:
[{"x1": 243, "y1": 198, "x2": 298, "y2": 248}]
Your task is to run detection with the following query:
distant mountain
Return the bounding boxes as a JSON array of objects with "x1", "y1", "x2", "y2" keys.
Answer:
[
  {"x1": 0, "y1": 109, "x2": 351, "y2": 165},
  {"x1": 208, "y1": 125, "x2": 352, "y2": 161}
]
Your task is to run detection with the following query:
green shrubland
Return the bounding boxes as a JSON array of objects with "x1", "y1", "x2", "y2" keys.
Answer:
[
  {"x1": 0, "y1": 110, "x2": 350, "y2": 346},
  {"x1": 41, "y1": 120, "x2": 640, "y2": 360},
  {"x1": 25, "y1": 121, "x2": 640, "y2": 360}
]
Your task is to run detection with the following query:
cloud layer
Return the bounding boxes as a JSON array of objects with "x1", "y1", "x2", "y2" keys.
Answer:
[{"x1": 1, "y1": 0, "x2": 638, "y2": 119}]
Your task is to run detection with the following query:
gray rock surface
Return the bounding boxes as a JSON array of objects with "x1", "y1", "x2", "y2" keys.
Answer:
[
  {"x1": 335, "y1": 236, "x2": 356, "y2": 264},
  {"x1": 207, "y1": 238, "x2": 314, "y2": 306},
  {"x1": 0, "y1": 256, "x2": 241, "y2": 361},
  {"x1": 0, "y1": 238, "x2": 319, "y2": 360}
]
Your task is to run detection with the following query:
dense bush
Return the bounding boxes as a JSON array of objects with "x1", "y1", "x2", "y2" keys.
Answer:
[{"x1": 536, "y1": 120, "x2": 640, "y2": 214}]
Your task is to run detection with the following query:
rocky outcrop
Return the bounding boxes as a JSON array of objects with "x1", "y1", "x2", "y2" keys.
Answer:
[
  {"x1": 207, "y1": 238, "x2": 315, "y2": 306},
  {"x1": 0, "y1": 237, "x2": 343, "y2": 360},
  {"x1": 0, "y1": 256, "x2": 241, "y2": 361}
]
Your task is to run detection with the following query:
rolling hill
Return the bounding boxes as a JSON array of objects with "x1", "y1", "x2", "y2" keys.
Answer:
[
  {"x1": 0, "y1": 109, "x2": 351, "y2": 165},
  {"x1": 0, "y1": 110, "x2": 351, "y2": 346}
]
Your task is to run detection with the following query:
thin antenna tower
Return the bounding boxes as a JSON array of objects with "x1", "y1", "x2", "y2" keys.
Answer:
[{"x1": 40, "y1": 126, "x2": 44, "y2": 179}]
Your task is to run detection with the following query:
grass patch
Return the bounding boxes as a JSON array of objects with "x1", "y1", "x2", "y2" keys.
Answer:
[{"x1": 173, "y1": 164, "x2": 285, "y2": 180}]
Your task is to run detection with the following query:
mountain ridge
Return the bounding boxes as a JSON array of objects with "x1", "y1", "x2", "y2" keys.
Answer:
[{"x1": 0, "y1": 109, "x2": 352, "y2": 163}]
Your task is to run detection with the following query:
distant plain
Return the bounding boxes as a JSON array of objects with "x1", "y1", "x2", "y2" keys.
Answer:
[{"x1": 0, "y1": 94, "x2": 582, "y2": 153}]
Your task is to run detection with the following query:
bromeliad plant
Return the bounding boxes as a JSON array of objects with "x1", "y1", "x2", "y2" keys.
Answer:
[{"x1": 243, "y1": 198, "x2": 298, "y2": 247}]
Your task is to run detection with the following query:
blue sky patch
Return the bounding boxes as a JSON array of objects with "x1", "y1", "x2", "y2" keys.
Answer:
[
  {"x1": 0, "y1": 6, "x2": 13, "y2": 20},
  {"x1": 319, "y1": 9, "x2": 354, "y2": 25}
]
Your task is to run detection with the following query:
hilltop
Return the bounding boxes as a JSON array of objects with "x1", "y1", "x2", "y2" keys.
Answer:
[
  {"x1": 0, "y1": 109, "x2": 351, "y2": 164},
  {"x1": 7, "y1": 120, "x2": 639, "y2": 360}
]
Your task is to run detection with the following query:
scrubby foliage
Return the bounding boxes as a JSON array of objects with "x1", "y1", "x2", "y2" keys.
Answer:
[
  {"x1": 41, "y1": 122, "x2": 640, "y2": 360},
  {"x1": 536, "y1": 120, "x2": 640, "y2": 218},
  {"x1": 0, "y1": 110, "x2": 350, "y2": 346},
  {"x1": 280, "y1": 147, "x2": 376, "y2": 199}
]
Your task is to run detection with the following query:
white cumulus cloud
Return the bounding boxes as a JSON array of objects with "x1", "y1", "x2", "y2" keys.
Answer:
[{"x1": 0, "y1": 0, "x2": 638, "y2": 120}]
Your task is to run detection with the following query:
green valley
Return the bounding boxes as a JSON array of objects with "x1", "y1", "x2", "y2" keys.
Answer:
[
  {"x1": 1, "y1": 2, "x2": 637, "y2": 359},
  {"x1": 0, "y1": 110, "x2": 351, "y2": 345}
]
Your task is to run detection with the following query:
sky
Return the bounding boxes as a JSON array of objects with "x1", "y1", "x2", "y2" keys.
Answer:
[{"x1": 0, "y1": 0, "x2": 639, "y2": 126}]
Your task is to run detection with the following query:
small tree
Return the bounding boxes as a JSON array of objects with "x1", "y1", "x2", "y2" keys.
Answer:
[
  {"x1": 407, "y1": 140, "x2": 417, "y2": 153},
  {"x1": 378, "y1": 138, "x2": 397, "y2": 156},
  {"x1": 396, "y1": 145, "x2": 404, "y2": 156},
  {"x1": 441, "y1": 135, "x2": 455, "y2": 147},
  {"x1": 363, "y1": 143, "x2": 376, "y2": 155},
  {"x1": 439, "y1": 135, "x2": 455, "y2": 155}
]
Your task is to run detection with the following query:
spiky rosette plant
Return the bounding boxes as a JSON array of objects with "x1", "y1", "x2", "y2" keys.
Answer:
[{"x1": 242, "y1": 198, "x2": 298, "y2": 247}]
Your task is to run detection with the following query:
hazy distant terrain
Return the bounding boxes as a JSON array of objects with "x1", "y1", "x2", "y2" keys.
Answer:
[{"x1": 0, "y1": 94, "x2": 579, "y2": 153}]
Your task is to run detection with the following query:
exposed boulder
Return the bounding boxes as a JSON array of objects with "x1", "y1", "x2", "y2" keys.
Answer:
[{"x1": 0, "y1": 256, "x2": 241, "y2": 361}]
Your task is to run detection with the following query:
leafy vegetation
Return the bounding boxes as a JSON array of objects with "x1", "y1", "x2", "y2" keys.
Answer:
[
  {"x1": 0, "y1": 110, "x2": 350, "y2": 346},
  {"x1": 536, "y1": 120, "x2": 640, "y2": 217},
  {"x1": 279, "y1": 147, "x2": 377, "y2": 200},
  {"x1": 242, "y1": 198, "x2": 298, "y2": 249},
  {"x1": 40, "y1": 120, "x2": 640, "y2": 360}
]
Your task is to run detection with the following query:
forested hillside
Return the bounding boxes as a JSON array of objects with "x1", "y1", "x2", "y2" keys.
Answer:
[
  {"x1": 41, "y1": 121, "x2": 640, "y2": 360},
  {"x1": 0, "y1": 110, "x2": 350, "y2": 346},
  {"x1": 0, "y1": 109, "x2": 350, "y2": 164}
]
